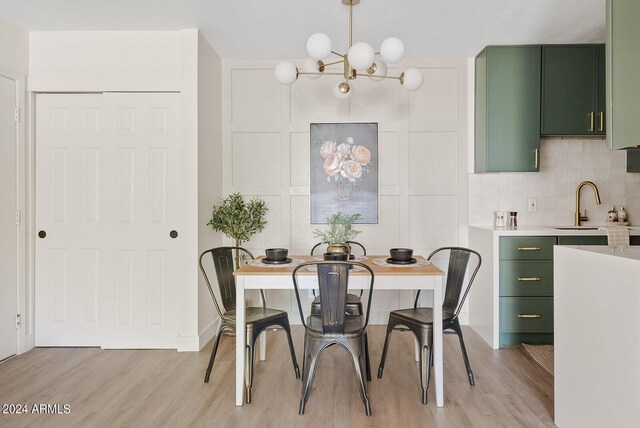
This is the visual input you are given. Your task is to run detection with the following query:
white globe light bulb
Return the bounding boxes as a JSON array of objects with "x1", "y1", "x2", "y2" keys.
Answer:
[
  {"x1": 401, "y1": 67, "x2": 424, "y2": 91},
  {"x1": 347, "y1": 42, "x2": 375, "y2": 71},
  {"x1": 302, "y1": 58, "x2": 322, "y2": 80},
  {"x1": 333, "y1": 81, "x2": 352, "y2": 100},
  {"x1": 306, "y1": 33, "x2": 332, "y2": 60},
  {"x1": 380, "y1": 37, "x2": 405, "y2": 64},
  {"x1": 274, "y1": 62, "x2": 298, "y2": 85},
  {"x1": 367, "y1": 59, "x2": 388, "y2": 81}
]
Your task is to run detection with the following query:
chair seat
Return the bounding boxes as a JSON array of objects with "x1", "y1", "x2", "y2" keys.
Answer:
[
  {"x1": 223, "y1": 307, "x2": 289, "y2": 326},
  {"x1": 389, "y1": 307, "x2": 456, "y2": 327},
  {"x1": 306, "y1": 314, "x2": 366, "y2": 335},
  {"x1": 312, "y1": 292, "x2": 362, "y2": 306}
]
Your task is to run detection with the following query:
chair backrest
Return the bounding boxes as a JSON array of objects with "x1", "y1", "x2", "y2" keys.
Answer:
[
  {"x1": 414, "y1": 247, "x2": 482, "y2": 319},
  {"x1": 310, "y1": 241, "x2": 367, "y2": 255},
  {"x1": 199, "y1": 246, "x2": 263, "y2": 318},
  {"x1": 292, "y1": 261, "x2": 374, "y2": 334}
]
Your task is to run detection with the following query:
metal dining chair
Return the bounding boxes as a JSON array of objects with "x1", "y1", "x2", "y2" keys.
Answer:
[
  {"x1": 292, "y1": 261, "x2": 375, "y2": 416},
  {"x1": 199, "y1": 246, "x2": 300, "y2": 404},
  {"x1": 310, "y1": 240, "x2": 366, "y2": 315},
  {"x1": 377, "y1": 247, "x2": 482, "y2": 404}
]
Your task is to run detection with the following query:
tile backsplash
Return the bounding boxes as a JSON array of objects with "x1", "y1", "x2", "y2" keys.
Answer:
[{"x1": 468, "y1": 138, "x2": 640, "y2": 226}]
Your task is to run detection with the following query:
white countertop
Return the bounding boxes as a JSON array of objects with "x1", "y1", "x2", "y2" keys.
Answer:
[{"x1": 469, "y1": 225, "x2": 640, "y2": 236}]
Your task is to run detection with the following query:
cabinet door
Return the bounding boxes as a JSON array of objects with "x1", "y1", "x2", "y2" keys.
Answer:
[
  {"x1": 596, "y1": 45, "x2": 606, "y2": 135},
  {"x1": 541, "y1": 45, "x2": 598, "y2": 136},
  {"x1": 627, "y1": 148, "x2": 640, "y2": 172},
  {"x1": 476, "y1": 46, "x2": 541, "y2": 172},
  {"x1": 607, "y1": 0, "x2": 640, "y2": 149}
]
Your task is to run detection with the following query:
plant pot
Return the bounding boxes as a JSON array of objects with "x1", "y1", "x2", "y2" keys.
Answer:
[{"x1": 326, "y1": 243, "x2": 350, "y2": 255}]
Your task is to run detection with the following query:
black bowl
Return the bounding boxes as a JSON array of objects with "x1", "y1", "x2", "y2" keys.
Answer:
[
  {"x1": 265, "y1": 248, "x2": 288, "y2": 261},
  {"x1": 389, "y1": 248, "x2": 413, "y2": 261},
  {"x1": 323, "y1": 252, "x2": 349, "y2": 261}
]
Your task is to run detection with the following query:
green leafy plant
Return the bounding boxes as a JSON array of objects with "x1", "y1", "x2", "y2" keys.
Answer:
[
  {"x1": 207, "y1": 193, "x2": 268, "y2": 267},
  {"x1": 313, "y1": 212, "x2": 362, "y2": 244}
]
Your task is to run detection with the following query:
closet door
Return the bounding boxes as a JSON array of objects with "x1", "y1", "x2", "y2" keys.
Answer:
[{"x1": 35, "y1": 93, "x2": 181, "y2": 348}]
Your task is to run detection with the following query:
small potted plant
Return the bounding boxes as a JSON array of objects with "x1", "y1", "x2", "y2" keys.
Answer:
[
  {"x1": 313, "y1": 212, "x2": 362, "y2": 254},
  {"x1": 207, "y1": 193, "x2": 268, "y2": 268}
]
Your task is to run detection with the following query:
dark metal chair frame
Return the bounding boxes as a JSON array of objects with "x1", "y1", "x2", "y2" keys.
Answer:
[
  {"x1": 377, "y1": 246, "x2": 482, "y2": 404},
  {"x1": 199, "y1": 246, "x2": 300, "y2": 404},
  {"x1": 292, "y1": 261, "x2": 375, "y2": 416},
  {"x1": 310, "y1": 240, "x2": 367, "y2": 315}
]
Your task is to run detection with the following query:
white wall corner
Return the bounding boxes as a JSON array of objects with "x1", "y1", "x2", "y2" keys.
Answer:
[{"x1": 198, "y1": 318, "x2": 221, "y2": 351}]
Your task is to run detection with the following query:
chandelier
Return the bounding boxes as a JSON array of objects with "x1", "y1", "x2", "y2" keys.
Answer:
[{"x1": 274, "y1": 0, "x2": 424, "y2": 100}]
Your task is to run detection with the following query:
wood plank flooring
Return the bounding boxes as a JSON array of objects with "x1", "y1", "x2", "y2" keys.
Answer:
[{"x1": 0, "y1": 326, "x2": 555, "y2": 427}]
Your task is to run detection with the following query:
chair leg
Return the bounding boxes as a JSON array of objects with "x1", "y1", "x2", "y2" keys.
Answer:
[
  {"x1": 364, "y1": 331, "x2": 372, "y2": 381},
  {"x1": 377, "y1": 319, "x2": 396, "y2": 378},
  {"x1": 452, "y1": 320, "x2": 474, "y2": 385},
  {"x1": 419, "y1": 342, "x2": 431, "y2": 404},
  {"x1": 300, "y1": 337, "x2": 321, "y2": 415},
  {"x1": 245, "y1": 342, "x2": 256, "y2": 404},
  {"x1": 281, "y1": 319, "x2": 301, "y2": 379},
  {"x1": 204, "y1": 325, "x2": 224, "y2": 383},
  {"x1": 347, "y1": 337, "x2": 371, "y2": 416}
]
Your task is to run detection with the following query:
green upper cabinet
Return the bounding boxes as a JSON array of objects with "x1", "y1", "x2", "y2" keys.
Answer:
[
  {"x1": 475, "y1": 46, "x2": 541, "y2": 173},
  {"x1": 607, "y1": 0, "x2": 640, "y2": 149},
  {"x1": 627, "y1": 148, "x2": 640, "y2": 172},
  {"x1": 541, "y1": 45, "x2": 605, "y2": 136}
]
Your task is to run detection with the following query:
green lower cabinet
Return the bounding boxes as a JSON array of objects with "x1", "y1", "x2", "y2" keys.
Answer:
[
  {"x1": 500, "y1": 297, "x2": 554, "y2": 346},
  {"x1": 499, "y1": 261, "x2": 554, "y2": 296},
  {"x1": 557, "y1": 236, "x2": 608, "y2": 245}
]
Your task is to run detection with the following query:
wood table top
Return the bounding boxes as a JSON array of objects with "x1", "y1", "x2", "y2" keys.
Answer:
[{"x1": 234, "y1": 255, "x2": 444, "y2": 276}]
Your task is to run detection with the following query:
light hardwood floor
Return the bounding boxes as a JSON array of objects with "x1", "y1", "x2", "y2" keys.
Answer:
[{"x1": 0, "y1": 326, "x2": 555, "y2": 427}]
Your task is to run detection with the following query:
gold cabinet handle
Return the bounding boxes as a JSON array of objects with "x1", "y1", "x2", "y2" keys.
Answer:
[
  {"x1": 517, "y1": 277, "x2": 541, "y2": 281},
  {"x1": 599, "y1": 111, "x2": 604, "y2": 132},
  {"x1": 517, "y1": 247, "x2": 541, "y2": 251},
  {"x1": 534, "y1": 148, "x2": 539, "y2": 169},
  {"x1": 588, "y1": 112, "x2": 594, "y2": 132},
  {"x1": 518, "y1": 314, "x2": 542, "y2": 318}
]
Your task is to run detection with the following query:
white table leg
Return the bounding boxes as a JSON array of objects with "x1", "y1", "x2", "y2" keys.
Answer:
[
  {"x1": 433, "y1": 276, "x2": 444, "y2": 407},
  {"x1": 259, "y1": 331, "x2": 266, "y2": 361},
  {"x1": 235, "y1": 276, "x2": 246, "y2": 406}
]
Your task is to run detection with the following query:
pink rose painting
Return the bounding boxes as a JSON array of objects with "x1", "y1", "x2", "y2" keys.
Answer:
[{"x1": 310, "y1": 123, "x2": 378, "y2": 224}]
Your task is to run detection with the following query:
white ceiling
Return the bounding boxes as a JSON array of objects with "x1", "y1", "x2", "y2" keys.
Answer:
[{"x1": 0, "y1": 0, "x2": 606, "y2": 59}]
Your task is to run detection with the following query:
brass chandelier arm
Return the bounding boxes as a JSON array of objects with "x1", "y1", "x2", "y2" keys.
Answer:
[
  {"x1": 330, "y1": 51, "x2": 345, "y2": 58},
  {"x1": 297, "y1": 71, "x2": 346, "y2": 77},
  {"x1": 323, "y1": 59, "x2": 346, "y2": 67}
]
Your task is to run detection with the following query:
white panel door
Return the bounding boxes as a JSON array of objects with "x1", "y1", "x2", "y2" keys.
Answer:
[
  {"x1": 0, "y1": 76, "x2": 17, "y2": 360},
  {"x1": 35, "y1": 93, "x2": 181, "y2": 348}
]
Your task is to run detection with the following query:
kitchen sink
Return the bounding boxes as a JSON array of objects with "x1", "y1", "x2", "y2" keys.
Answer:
[{"x1": 553, "y1": 226, "x2": 600, "y2": 230}]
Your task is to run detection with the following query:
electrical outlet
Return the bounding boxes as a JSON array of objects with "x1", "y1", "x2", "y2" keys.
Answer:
[{"x1": 528, "y1": 198, "x2": 537, "y2": 212}]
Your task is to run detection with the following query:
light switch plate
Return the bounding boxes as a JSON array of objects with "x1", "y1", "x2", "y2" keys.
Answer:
[{"x1": 528, "y1": 198, "x2": 537, "y2": 212}]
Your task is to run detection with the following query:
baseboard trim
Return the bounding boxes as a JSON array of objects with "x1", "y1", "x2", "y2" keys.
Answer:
[
  {"x1": 177, "y1": 334, "x2": 200, "y2": 352},
  {"x1": 198, "y1": 318, "x2": 220, "y2": 350}
]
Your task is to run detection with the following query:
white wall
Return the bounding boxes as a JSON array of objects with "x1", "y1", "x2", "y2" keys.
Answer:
[
  {"x1": 222, "y1": 59, "x2": 469, "y2": 323},
  {"x1": 468, "y1": 137, "x2": 640, "y2": 227},
  {"x1": 197, "y1": 32, "x2": 223, "y2": 348},
  {"x1": 0, "y1": 17, "x2": 28, "y2": 77},
  {"x1": 29, "y1": 31, "x2": 182, "y2": 92}
]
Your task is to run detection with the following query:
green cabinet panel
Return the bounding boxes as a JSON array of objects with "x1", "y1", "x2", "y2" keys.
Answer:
[
  {"x1": 499, "y1": 261, "x2": 554, "y2": 297},
  {"x1": 541, "y1": 45, "x2": 605, "y2": 136},
  {"x1": 500, "y1": 297, "x2": 554, "y2": 333},
  {"x1": 606, "y1": 0, "x2": 640, "y2": 149},
  {"x1": 627, "y1": 148, "x2": 640, "y2": 172},
  {"x1": 475, "y1": 46, "x2": 541, "y2": 172},
  {"x1": 499, "y1": 236, "x2": 556, "y2": 260},
  {"x1": 557, "y1": 236, "x2": 608, "y2": 245}
]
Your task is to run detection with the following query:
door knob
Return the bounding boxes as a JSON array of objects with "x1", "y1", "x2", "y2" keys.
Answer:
[
  {"x1": 38, "y1": 230, "x2": 46, "y2": 239},
  {"x1": 170, "y1": 230, "x2": 178, "y2": 239}
]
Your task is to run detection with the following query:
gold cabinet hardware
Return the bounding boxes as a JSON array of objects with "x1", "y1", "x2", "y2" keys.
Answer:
[
  {"x1": 599, "y1": 111, "x2": 604, "y2": 132},
  {"x1": 517, "y1": 247, "x2": 541, "y2": 251},
  {"x1": 517, "y1": 277, "x2": 541, "y2": 281},
  {"x1": 518, "y1": 314, "x2": 542, "y2": 318},
  {"x1": 534, "y1": 148, "x2": 539, "y2": 169},
  {"x1": 588, "y1": 112, "x2": 594, "y2": 132}
]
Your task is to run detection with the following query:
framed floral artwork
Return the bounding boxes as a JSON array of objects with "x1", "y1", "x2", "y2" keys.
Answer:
[{"x1": 310, "y1": 122, "x2": 378, "y2": 224}]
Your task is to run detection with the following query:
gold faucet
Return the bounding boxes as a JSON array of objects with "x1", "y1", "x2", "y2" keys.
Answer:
[{"x1": 575, "y1": 181, "x2": 601, "y2": 226}]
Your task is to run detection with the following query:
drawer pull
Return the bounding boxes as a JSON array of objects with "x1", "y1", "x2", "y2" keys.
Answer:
[
  {"x1": 517, "y1": 247, "x2": 541, "y2": 251},
  {"x1": 518, "y1": 314, "x2": 542, "y2": 319},
  {"x1": 517, "y1": 277, "x2": 541, "y2": 281}
]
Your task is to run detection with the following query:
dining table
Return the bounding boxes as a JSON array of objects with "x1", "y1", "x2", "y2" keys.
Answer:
[{"x1": 233, "y1": 254, "x2": 446, "y2": 407}]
